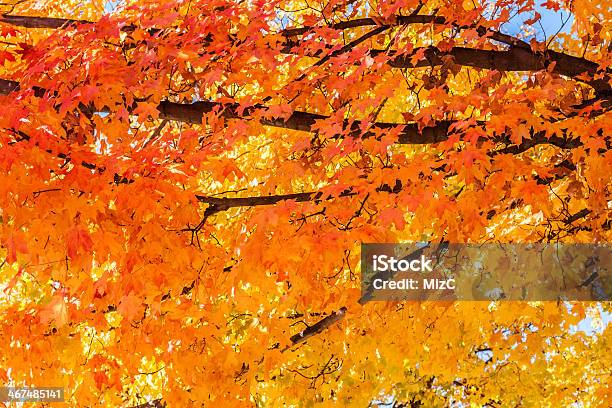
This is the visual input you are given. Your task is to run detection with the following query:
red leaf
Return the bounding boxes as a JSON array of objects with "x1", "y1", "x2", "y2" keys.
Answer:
[
  {"x1": 66, "y1": 227, "x2": 93, "y2": 259},
  {"x1": 0, "y1": 50, "x2": 16, "y2": 65},
  {"x1": 0, "y1": 26, "x2": 18, "y2": 37},
  {"x1": 3, "y1": 231, "x2": 28, "y2": 263}
]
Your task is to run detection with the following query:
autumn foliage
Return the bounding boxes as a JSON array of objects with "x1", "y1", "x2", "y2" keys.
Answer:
[{"x1": 0, "y1": 0, "x2": 610, "y2": 406}]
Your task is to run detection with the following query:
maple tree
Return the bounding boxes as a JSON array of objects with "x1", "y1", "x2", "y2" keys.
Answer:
[{"x1": 0, "y1": 0, "x2": 610, "y2": 406}]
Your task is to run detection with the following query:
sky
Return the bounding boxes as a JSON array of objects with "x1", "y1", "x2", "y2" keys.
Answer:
[{"x1": 502, "y1": 2, "x2": 575, "y2": 40}]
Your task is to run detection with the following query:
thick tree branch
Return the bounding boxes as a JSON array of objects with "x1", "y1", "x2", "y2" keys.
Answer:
[
  {"x1": 158, "y1": 97, "x2": 603, "y2": 149},
  {"x1": 381, "y1": 47, "x2": 609, "y2": 94},
  {"x1": 157, "y1": 98, "x2": 453, "y2": 144},
  {"x1": 2, "y1": 77, "x2": 603, "y2": 155},
  {"x1": 141, "y1": 100, "x2": 605, "y2": 151},
  {"x1": 0, "y1": 14, "x2": 90, "y2": 29}
]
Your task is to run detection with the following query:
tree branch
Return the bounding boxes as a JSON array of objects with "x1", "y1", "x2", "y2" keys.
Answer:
[
  {"x1": 156, "y1": 98, "x2": 453, "y2": 144},
  {"x1": 196, "y1": 189, "x2": 360, "y2": 217},
  {"x1": 130, "y1": 399, "x2": 165, "y2": 408},
  {"x1": 289, "y1": 307, "x2": 347, "y2": 345},
  {"x1": 0, "y1": 14, "x2": 91, "y2": 29},
  {"x1": 564, "y1": 208, "x2": 592, "y2": 224},
  {"x1": 281, "y1": 14, "x2": 529, "y2": 50},
  {"x1": 381, "y1": 47, "x2": 609, "y2": 94},
  {"x1": 2, "y1": 78, "x2": 604, "y2": 153}
]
